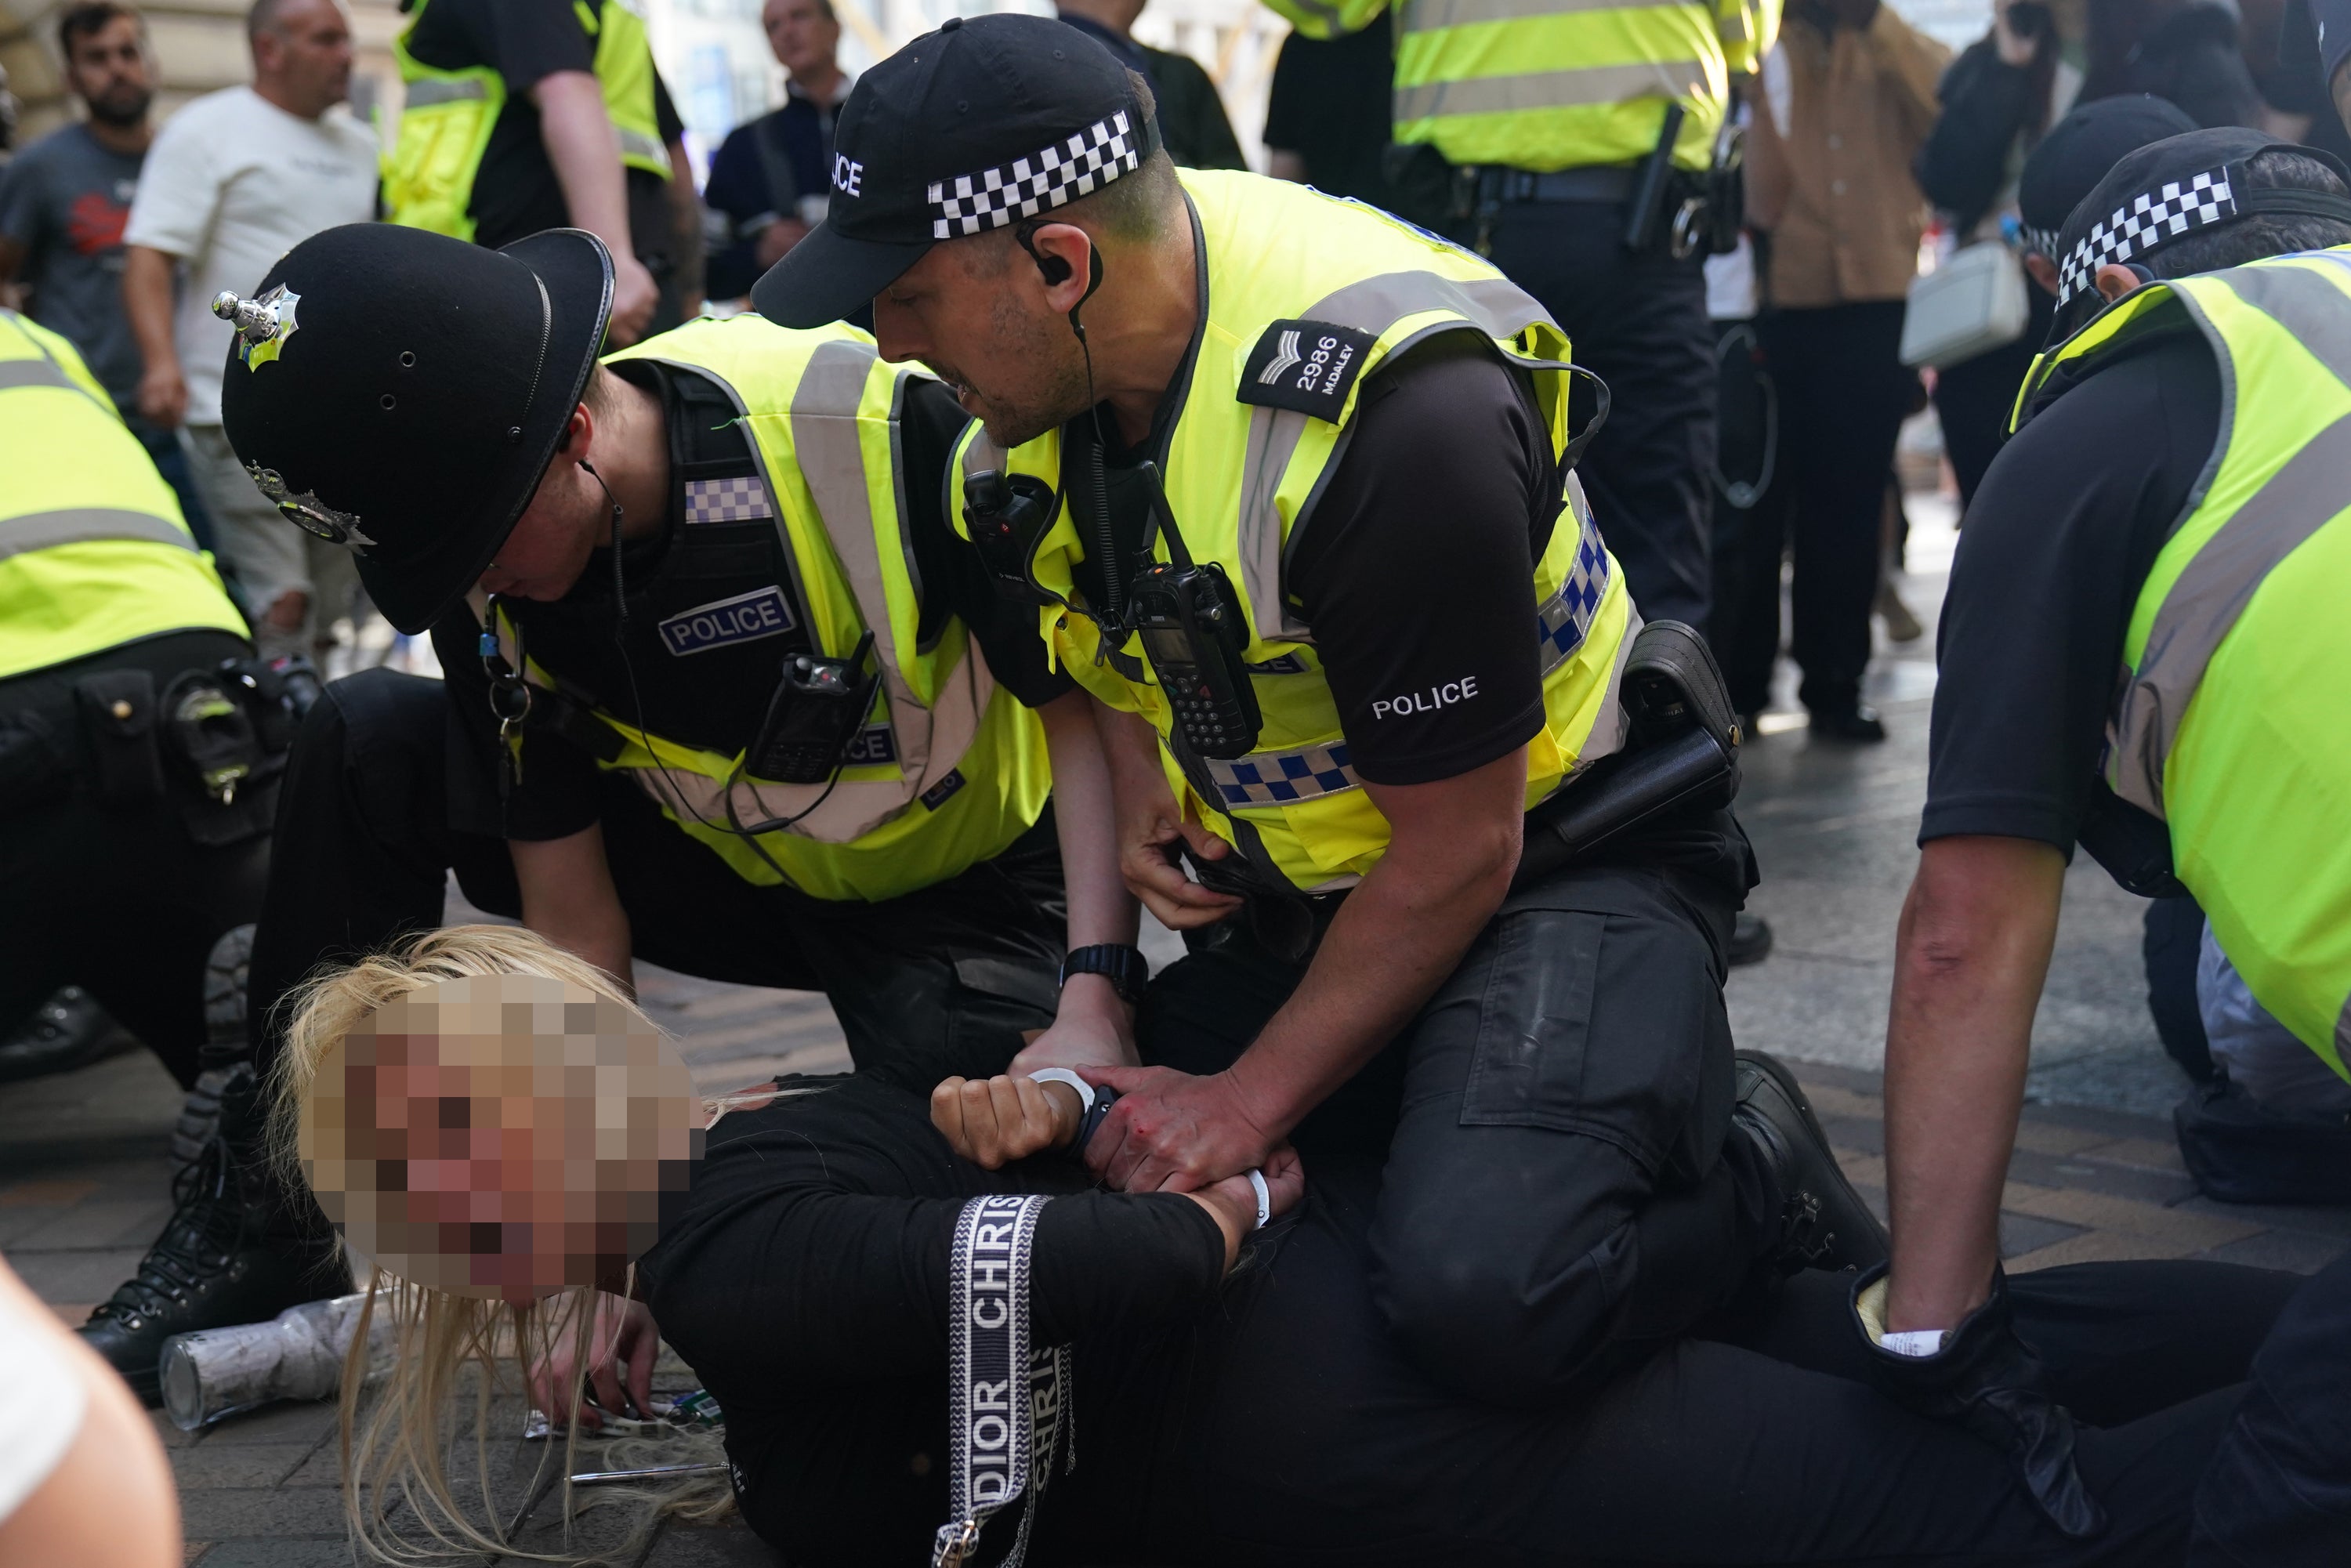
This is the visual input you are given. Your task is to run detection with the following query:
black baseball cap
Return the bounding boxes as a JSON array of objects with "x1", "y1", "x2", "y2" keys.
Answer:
[
  {"x1": 2016, "y1": 96, "x2": 2198, "y2": 258},
  {"x1": 2049, "y1": 127, "x2": 2351, "y2": 320},
  {"x1": 216, "y1": 223, "x2": 612, "y2": 634},
  {"x1": 752, "y1": 12, "x2": 1158, "y2": 329}
]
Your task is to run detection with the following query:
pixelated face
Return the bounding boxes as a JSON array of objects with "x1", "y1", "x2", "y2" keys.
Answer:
[{"x1": 298, "y1": 975, "x2": 700, "y2": 1305}]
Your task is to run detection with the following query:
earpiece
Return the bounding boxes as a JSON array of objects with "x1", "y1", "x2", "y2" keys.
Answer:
[{"x1": 1016, "y1": 222, "x2": 1107, "y2": 345}]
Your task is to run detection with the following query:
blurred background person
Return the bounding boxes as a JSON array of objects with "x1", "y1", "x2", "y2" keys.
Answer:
[
  {"x1": 1056, "y1": 0, "x2": 1245, "y2": 169},
  {"x1": 702, "y1": 0, "x2": 848, "y2": 307},
  {"x1": 1735, "y1": 0, "x2": 1945, "y2": 744},
  {"x1": 121, "y1": 0, "x2": 376, "y2": 664},
  {"x1": 383, "y1": 0, "x2": 699, "y2": 339},
  {"x1": 2082, "y1": 0, "x2": 2265, "y2": 126},
  {"x1": 0, "y1": 4, "x2": 211, "y2": 548},
  {"x1": 1262, "y1": 22, "x2": 1465, "y2": 233}
]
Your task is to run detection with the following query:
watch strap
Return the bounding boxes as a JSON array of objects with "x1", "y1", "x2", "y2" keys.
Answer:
[{"x1": 1058, "y1": 943, "x2": 1150, "y2": 1004}]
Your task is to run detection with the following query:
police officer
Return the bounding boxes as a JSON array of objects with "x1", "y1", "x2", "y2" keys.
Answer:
[
  {"x1": 1264, "y1": 0, "x2": 1774, "y2": 641},
  {"x1": 1866, "y1": 129, "x2": 2351, "y2": 1554},
  {"x1": 78, "y1": 220, "x2": 1143, "y2": 1396},
  {"x1": 385, "y1": 0, "x2": 694, "y2": 343},
  {"x1": 0, "y1": 307, "x2": 327, "y2": 1396},
  {"x1": 755, "y1": 14, "x2": 1875, "y2": 1407}
]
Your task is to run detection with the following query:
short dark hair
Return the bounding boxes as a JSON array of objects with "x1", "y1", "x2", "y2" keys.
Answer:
[
  {"x1": 2154, "y1": 150, "x2": 2351, "y2": 278},
  {"x1": 58, "y1": 2, "x2": 140, "y2": 60}
]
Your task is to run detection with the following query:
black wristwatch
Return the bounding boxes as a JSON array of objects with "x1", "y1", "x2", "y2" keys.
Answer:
[{"x1": 1059, "y1": 943, "x2": 1150, "y2": 1005}]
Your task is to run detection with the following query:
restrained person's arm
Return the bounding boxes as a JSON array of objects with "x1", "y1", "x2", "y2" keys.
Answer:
[
  {"x1": 1085, "y1": 744, "x2": 1527, "y2": 1191},
  {"x1": 510, "y1": 821, "x2": 635, "y2": 994},
  {"x1": 531, "y1": 71, "x2": 659, "y2": 345},
  {"x1": 1882, "y1": 834, "x2": 2067, "y2": 1333}
]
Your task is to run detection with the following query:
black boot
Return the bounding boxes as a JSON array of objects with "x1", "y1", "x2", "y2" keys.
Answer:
[
  {"x1": 79, "y1": 1065, "x2": 349, "y2": 1400},
  {"x1": 1733, "y1": 1051, "x2": 1889, "y2": 1276},
  {"x1": 0, "y1": 987, "x2": 139, "y2": 1084},
  {"x1": 170, "y1": 925, "x2": 257, "y2": 1174}
]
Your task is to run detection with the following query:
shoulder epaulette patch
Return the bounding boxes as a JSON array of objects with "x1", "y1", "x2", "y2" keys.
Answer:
[{"x1": 1237, "y1": 319, "x2": 1378, "y2": 422}]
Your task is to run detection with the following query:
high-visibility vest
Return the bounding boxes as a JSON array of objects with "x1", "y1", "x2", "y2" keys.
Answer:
[
  {"x1": 952, "y1": 170, "x2": 1633, "y2": 895},
  {"x1": 2014, "y1": 246, "x2": 2351, "y2": 1081},
  {"x1": 491, "y1": 316, "x2": 1050, "y2": 901},
  {"x1": 0, "y1": 310, "x2": 248, "y2": 681},
  {"x1": 1262, "y1": 0, "x2": 1778, "y2": 174},
  {"x1": 386, "y1": 0, "x2": 671, "y2": 244}
]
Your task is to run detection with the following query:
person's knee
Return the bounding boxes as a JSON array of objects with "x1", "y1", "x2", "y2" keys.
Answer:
[{"x1": 1372, "y1": 1221, "x2": 1630, "y2": 1407}]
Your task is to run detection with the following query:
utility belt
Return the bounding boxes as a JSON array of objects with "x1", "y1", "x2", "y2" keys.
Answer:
[
  {"x1": 1453, "y1": 100, "x2": 1748, "y2": 261},
  {"x1": 1195, "y1": 621, "x2": 1741, "y2": 965},
  {"x1": 0, "y1": 641, "x2": 320, "y2": 845}
]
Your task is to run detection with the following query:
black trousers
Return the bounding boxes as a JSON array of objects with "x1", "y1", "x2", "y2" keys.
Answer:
[
  {"x1": 1930, "y1": 288, "x2": 2054, "y2": 514},
  {"x1": 1485, "y1": 201, "x2": 1718, "y2": 630},
  {"x1": 1143, "y1": 820, "x2": 1776, "y2": 1407},
  {"x1": 2191, "y1": 1249, "x2": 2351, "y2": 1563},
  {"x1": 0, "y1": 630, "x2": 270, "y2": 1086},
  {"x1": 245, "y1": 668, "x2": 1067, "y2": 1097},
  {"x1": 1722, "y1": 302, "x2": 1917, "y2": 717}
]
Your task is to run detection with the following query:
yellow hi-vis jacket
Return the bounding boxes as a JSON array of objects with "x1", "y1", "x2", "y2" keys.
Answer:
[
  {"x1": 2015, "y1": 245, "x2": 2351, "y2": 1081},
  {"x1": 953, "y1": 170, "x2": 1635, "y2": 895},
  {"x1": 1262, "y1": 0, "x2": 1780, "y2": 174},
  {"x1": 489, "y1": 317, "x2": 1052, "y2": 901},
  {"x1": 386, "y1": 0, "x2": 671, "y2": 243},
  {"x1": 0, "y1": 310, "x2": 247, "y2": 681}
]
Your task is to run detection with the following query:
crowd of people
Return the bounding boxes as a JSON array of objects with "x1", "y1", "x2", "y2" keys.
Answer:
[{"x1": 4, "y1": 0, "x2": 2351, "y2": 1563}]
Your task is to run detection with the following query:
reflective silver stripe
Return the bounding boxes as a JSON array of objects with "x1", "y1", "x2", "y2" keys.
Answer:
[
  {"x1": 2106, "y1": 257, "x2": 2351, "y2": 816},
  {"x1": 1284, "y1": 0, "x2": 1348, "y2": 25},
  {"x1": 1238, "y1": 268, "x2": 1563, "y2": 641},
  {"x1": 1394, "y1": 60, "x2": 1710, "y2": 121},
  {"x1": 401, "y1": 77, "x2": 488, "y2": 109},
  {"x1": 1404, "y1": 0, "x2": 1697, "y2": 31},
  {"x1": 0, "y1": 357, "x2": 81, "y2": 393},
  {"x1": 620, "y1": 127, "x2": 670, "y2": 168},
  {"x1": 1, "y1": 507, "x2": 194, "y2": 563},
  {"x1": 2337, "y1": 990, "x2": 2351, "y2": 1076}
]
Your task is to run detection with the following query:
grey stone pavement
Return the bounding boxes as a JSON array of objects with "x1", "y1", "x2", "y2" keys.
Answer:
[{"x1": 3, "y1": 490, "x2": 2344, "y2": 1564}]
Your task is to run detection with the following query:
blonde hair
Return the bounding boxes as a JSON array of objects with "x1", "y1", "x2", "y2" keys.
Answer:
[{"x1": 272, "y1": 926, "x2": 738, "y2": 1566}]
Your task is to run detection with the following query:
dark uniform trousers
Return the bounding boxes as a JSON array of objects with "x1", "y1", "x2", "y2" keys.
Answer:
[
  {"x1": 1143, "y1": 813, "x2": 1780, "y2": 1407},
  {"x1": 1485, "y1": 199, "x2": 1719, "y2": 631},
  {"x1": 0, "y1": 629, "x2": 270, "y2": 1085},
  {"x1": 243, "y1": 668, "x2": 1067, "y2": 1095},
  {"x1": 2190, "y1": 1249, "x2": 2351, "y2": 1564}
]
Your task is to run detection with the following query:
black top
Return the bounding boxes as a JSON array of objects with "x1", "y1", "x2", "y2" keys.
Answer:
[
  {"x1": 430, "y1": 366, "x2": 1073, "y2": 841},
  {"x1": 702, "y1": 89, "x2": 838, "y2": 302},
  {"x1": 1262, "y1": 26, "x2": 1398, "y2": 208},
  {"x1": 399, "y1": 0, "x2": 684, "y2": 258},
  {"x1": 1063, "y1": 333, "x2": 1556, "y2": 788},
  {"x1": 1921, "y1": 327, "x2": 2219, "y2": 854}
]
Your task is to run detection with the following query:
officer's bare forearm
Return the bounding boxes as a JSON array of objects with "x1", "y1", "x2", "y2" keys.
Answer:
[
  {"x1": 1224, "y1": 748, "x2": 1527, "y2": 1134},
  {"x1": 531, "y1": 71, "x2": 635, "y2": 264},
  {"x1": 1040, "y1": 690, "x2": 1139, "y2": 1034},
  {"x1": 511, "y1": 823, "x2": 636, "y2": 995},
  {"x1": 1882, "y1": 835, "x2": 2066, "y2": 1333},
  {"x1": 121, "y1": 245, "x2": 180, "y2": 379}
]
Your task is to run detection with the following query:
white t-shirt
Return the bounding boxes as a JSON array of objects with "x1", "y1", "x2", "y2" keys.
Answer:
[{"x1": 124, "y1": 85, "x2": 377, "y2": 425}]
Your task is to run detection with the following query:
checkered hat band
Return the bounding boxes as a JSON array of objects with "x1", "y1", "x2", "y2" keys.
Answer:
[
  {"x1": 928, "y1": 112, "x2": 1143, "y2": 241},
  {"x1": 2056, "y1": 165, "x2": 2239, "y2": 307},
  {"x1": 2019, "y1": 224, "x2": 2062, "y2": 259}
]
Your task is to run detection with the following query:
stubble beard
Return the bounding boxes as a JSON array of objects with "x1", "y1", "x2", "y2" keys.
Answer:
[{"x1": 971, "y1": 290, "x2": 1093, "y2": 450}]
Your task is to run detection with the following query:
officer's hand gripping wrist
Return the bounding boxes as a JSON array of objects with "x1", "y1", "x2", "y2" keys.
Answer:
[{"x1": 1849, "y1": 1264, "x2": 2107, "y2": 1539}]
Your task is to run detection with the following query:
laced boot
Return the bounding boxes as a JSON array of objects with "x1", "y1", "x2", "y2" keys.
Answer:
[
  {"x1": 170, "y1": 925, "x2": 256, "y2": 1173},
  {"x1": 1733, "y1": 1050, "x2": 1889, "y2": 1277},
  {"x1": 79, "y1": 1063, "x2": 349, "y2": 1400}
]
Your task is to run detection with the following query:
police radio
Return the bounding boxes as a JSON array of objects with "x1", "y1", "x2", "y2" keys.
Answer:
[
  {"x1": 1127, "y1": 461, "x2": 1261, "y2": 760},
  {"x1": 748, "y1": 629, "x2": 880, "y2": 784}
]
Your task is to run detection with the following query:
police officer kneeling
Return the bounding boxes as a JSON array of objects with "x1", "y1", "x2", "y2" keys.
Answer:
[
  {"x1": 80, "y1": 222, "x2": 1135, "y2": 1391},
  {"x1": 759, "y1": 14, "x2": 1881, "y2": 1407},
  {"x1": 1871, "y1": 128, "x2": 2351, "y2": 1553}
]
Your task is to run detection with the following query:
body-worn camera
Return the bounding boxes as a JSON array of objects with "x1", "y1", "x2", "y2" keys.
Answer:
[
  {"x1": 962, "y1": 469, "x2": 1061, "y2": 606},
  {"x1": 749, "y1": 629, "x2": 881, "y2": 784}
]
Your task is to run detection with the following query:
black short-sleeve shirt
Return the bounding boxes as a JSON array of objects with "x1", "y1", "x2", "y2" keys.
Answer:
[
  {"x1": 1062, "y1": 331, "x2": 1556, "y2": 788},
  {"x1": 398, "y1": 0, "x2": 683, "y2": 259},
  {"x1": 1920, "y1": 328, "x2": 2221, "y2": 853},
  {"x1": 433, "y1": 369, "x2": 1071, "y2": 842}
]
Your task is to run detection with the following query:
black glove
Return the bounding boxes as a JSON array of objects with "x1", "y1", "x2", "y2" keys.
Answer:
[{"x1": 1849, "y1": 1262, "x2": 2108, "y2": 1540}]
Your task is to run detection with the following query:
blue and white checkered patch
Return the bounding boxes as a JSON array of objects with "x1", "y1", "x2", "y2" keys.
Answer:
[
  {"x1": 1537, "y1": 501, "x2": 1611, "y2": 674},
  {"x1": 685, "y1": 476, "x2": 771, "y2": 525},
  {"x1": 1204, "y1": 741, "x2": 1358, "y2": 809}
]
